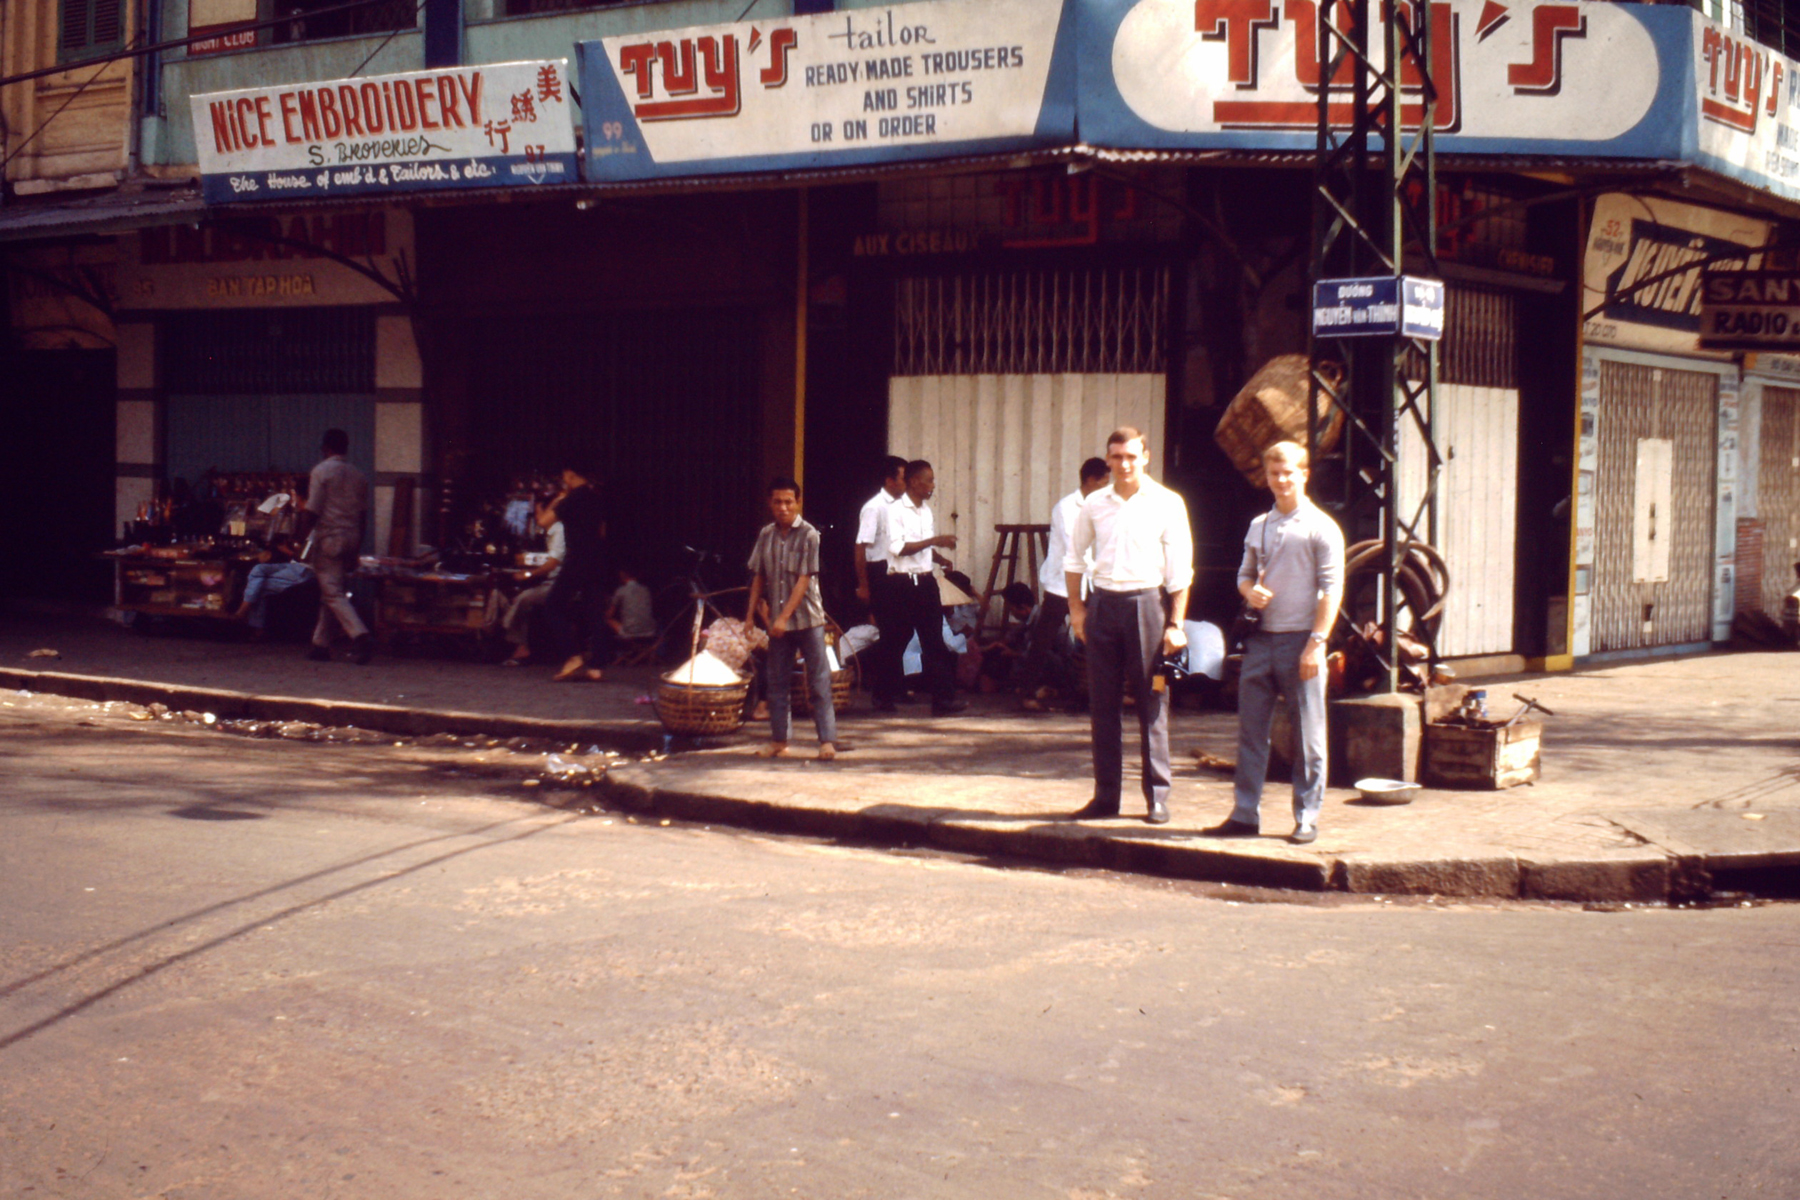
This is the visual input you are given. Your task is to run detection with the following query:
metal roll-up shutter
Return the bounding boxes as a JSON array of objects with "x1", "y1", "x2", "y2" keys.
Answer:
[
  {"x1": 1398, "y1": 285, "x2": 1520, "y2": 657},
  {"x1": 161, "y1": 308, "x2": 377, "y2": 485},
  {"x1": 1760, "y1": 386, "x2": 1800, "y2": 617},
  {"x1": 1590, "y1": 361, "x2": 1717, "y2": 651},
  {"x1": 888, "y1": 267, "x2": 1170, "y2": 596},
  {"x1": 462, "y1": 307, "x2": 764, "y2": 573}
]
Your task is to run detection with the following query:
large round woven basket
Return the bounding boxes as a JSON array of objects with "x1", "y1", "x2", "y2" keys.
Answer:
[
  {"x1": 654, "y1": 678, "x2": 751, "y2": 736},
  {"x1": 791, "y1": 665, "x2": 855, "y2": 716}
]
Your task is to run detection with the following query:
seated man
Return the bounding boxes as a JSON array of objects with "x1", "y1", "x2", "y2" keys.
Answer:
[
  {"x1": 605, "y1": 563, "x2": 656, "y2": 658},
  {"x1": 976, "y1": 582, "x2": 1037, "y2": 693},
  {"x1": 501, "y1": 516, "x2": 565, "y2": 665},
  {"x1": 236, "y1": 538, "x2": 315, "y2": 638}
]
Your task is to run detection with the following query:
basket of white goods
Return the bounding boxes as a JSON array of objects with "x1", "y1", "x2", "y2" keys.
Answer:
[{"x1": 654, "y1": 649, "x2": 751, "y2": 736}]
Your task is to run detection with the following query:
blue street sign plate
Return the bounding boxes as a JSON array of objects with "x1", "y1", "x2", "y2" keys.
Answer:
[{"x1": 1313, "y1": 276, "x2": 1445, "y2": 340}]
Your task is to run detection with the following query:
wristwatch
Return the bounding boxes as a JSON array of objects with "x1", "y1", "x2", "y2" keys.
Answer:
[{"x1": 1307, "y1": 632, "x2": 1327, "y2": 644}]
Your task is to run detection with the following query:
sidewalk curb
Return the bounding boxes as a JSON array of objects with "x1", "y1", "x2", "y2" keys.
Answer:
[
  {"x1": 4, "y1": 663, "x2": 1782, "y2": 904},
  {"x1": 0, "y1": 667, "x2": 666, "y2": 753},
  {"x1": 597, "y1": 773, "x2": 1684, "y2": 901}
]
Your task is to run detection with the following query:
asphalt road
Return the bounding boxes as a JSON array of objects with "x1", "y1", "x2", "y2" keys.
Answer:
[{"x1": 2, "y1": 692, "x2": 1796, "y2": 1200}]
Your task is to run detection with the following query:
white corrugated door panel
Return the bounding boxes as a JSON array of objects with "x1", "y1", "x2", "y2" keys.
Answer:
[
  {"x1": 1632, "y1": 437, "x2": 1674, "y2": 584},
  {"x1": 888, "y1": 374, "x2": 1166, "y2": 596},
  {"x1": 1397, "y1": 383, "x2": 1518, "y2": 657}
]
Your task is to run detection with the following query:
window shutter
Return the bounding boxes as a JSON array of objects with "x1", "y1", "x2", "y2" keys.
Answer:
[
  {"x1": 60, "y1": 0, "x2": 89, "y2": 55},
  {"x1": 91, "y1": 0, "x2": 123, "y2": 46}
]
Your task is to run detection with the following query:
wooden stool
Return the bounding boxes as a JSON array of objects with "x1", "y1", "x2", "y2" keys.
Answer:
[{"x1": 980, "y1": 524, "x2": 1050, "y2": 638}]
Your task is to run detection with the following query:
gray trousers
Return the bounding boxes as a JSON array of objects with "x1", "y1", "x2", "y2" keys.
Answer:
[
  {"x1": 1085, "y1": 588, "x2": 1170, "y2": 810},
  {"x1": 310, "y1": 534, "x2": 368, "y2": 647},
  {"x1": 768, "y1": 624, "x2": 837, "y2": 745},
  {"x1": 1233, "y1": 630, "x2": 1327, "y2": 827}
]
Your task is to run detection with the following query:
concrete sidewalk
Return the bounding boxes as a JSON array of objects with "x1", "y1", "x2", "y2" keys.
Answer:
[{"x1": 4, "y1": 605, "x2": 1797, "y2": 902}]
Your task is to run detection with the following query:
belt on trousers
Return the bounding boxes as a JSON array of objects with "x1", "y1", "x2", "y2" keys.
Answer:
[
  {"x1": 1093, "y1": 586, "x2": 1159, "y2": 599},
  {"x1": 895, "y1": 571, "x2": 934, "y2": 583}
]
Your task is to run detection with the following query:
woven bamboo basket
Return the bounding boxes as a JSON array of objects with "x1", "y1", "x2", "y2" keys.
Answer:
[
  {"x1": 1214, "y1": 355, "x2": 1346, "y2": 487},
  {"x1": 790, "y1": 665, "x2": 855, "y2": 715},
  {"x1": 654, "y1": 678, "x2": 751, "y2": 736}
]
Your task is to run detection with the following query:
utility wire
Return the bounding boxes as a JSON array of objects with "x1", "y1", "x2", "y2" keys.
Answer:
[
  {"x1": 0, "y1": 0, "x2": 396, "y2": 92},
  {"x1": 348, "y1": 0, "x2": 431, "y2": 78},
  {"x1": 1, "y1": 38, "x2": 138, "y2": 173}
]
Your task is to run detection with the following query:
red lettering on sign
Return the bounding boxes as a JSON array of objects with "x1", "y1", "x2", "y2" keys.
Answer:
[
  {"x1": 1194, "y1": 0, "x2": 1280, "y2": 88},
  {"x1": 1507, "y1": 4, "x2": 1587, "y2": 94}
]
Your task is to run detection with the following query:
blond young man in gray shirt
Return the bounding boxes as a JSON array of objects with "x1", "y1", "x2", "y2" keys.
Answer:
[{"x1": 1207, "y1": 441, "x2": 1345, "y2": 844}]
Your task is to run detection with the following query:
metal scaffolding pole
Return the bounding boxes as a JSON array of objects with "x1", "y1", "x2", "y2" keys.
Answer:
[{"x1": 1307, "y1": 0, "x2": 1445, "y2": 694}]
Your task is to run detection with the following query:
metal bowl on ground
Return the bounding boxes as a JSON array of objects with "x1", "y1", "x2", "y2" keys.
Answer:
[{"x1": 1354, "y1": 777, "x2": 1421, "y2": 804}]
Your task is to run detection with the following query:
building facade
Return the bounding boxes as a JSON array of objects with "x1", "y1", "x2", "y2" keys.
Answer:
[{"x1": 2, "y1": 0, "x2": 1798, "y2": 669}]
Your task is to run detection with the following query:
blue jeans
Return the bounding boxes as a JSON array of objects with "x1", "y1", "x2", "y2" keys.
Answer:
[
  {"x1": 1233, "y1": 630, "x2": 1327, "y2": 828},
  {"x1": 768, "y1": 624, "x2": 836, "y2": 745}
]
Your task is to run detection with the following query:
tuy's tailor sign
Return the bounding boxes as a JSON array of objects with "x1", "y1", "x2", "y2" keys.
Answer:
[
  {"x1": 191, "y1": 60, "x2": 578, "y2": 204},
  {"x1": 576, "y1": 0, "x2": 1074, "y2": 181}
]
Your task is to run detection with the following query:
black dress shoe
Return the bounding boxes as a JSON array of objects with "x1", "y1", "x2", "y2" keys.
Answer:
[
  {"x1": 1069, "y1": 798, "x2": 1121, "y2": 820},
  {"x1": 930, "y1": 699, "x2": 969, "y2": 716},
  {"x1": 1200, "y1": 817, "x2": 1260, "y2": 837},
  {"x1": 304, "y1": 645, "x2": 331, "y2": 662},
  {"x1": 350, "y1": 634, "x2": 374, "y2": 665},
  {"x1": 1145, "y1": 799, "x2": 1170, "y2": 825}
]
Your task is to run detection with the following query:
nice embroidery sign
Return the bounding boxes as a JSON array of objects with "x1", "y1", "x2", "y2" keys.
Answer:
[
  {"x1": 191, "y1": 61, "x2": 577, "y2": 203},
  {"x1": 576, "y1": 0, "x2": 1072, "y2": 180}
]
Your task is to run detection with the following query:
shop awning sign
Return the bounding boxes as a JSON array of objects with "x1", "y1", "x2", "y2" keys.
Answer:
[
  {"x1": 1312, "y1": 276, "x2": 1445, "y2": 340},
  {"x1": 191, "y1": 60, "x2": 578, "y2": 204},
  {"x1": 1698, "y1": 267, "x2": 1800, "y2": 350},
  {"x1": 576, "y1": 0, "x2": 1075, "y2": 181}
]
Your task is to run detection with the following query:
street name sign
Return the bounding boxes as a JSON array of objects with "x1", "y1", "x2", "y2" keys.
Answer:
[{"x1": 1312, "y1": 276, "x2": 1446, "y2": 340}]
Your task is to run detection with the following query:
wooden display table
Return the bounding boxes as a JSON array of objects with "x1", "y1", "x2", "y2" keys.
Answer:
[{"x1": 110, "y1": 544, "x2": 251, "y2": 620}]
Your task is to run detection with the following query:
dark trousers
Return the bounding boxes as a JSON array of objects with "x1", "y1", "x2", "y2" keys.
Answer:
[
  {"x1": 1017, "y1": 591, "x2": 1072, "y2": 696},
  {"x1": 867, "y1": 563, "x2": 904, "y2": 704},
  {"x1": 889, "y1": 570, "x2": 954, "y2": 706},
  {"x1": 1084, "y1": 587, "x2": 1171, "y2": 810},
  {"x1": 540, "y1": 571, "x2": 611, "y2": 664}
]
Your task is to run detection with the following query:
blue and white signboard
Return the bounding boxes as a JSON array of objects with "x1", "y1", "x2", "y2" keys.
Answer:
[
  {"x1": 1077, "y1": 0, "x2": 1690, "y2": 160},
  {"x1": 1313, "y1": 276, "x2": 1445, "y2": 340},
  {"x1": 576, "y1": 0, "x2": 1076, "y2": 181},
  {"x1": 192, "y1": 60, "x2": 578, "y2": 204}
]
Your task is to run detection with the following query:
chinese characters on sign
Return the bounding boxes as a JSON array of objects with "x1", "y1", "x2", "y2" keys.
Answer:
[{"x1": 191, "y1": 61, "x2": 578, "y2": 203}]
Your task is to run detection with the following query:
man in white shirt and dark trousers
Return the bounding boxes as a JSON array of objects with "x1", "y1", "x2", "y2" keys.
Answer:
[
  {"x1": 854, "y1": 456, "x2": 908, "y2": 712},
  {"x1": 1207, "y1": 441, "x2": 1345, "y2": 844},
  {"x1": 885, "y1": 460, "x2": 967, "y2": 716},
  {"x1": 1020, "y1": 456, "x2": 1109, "y2": 711},
  {"x1": 1065, "y1": 428, "x2": 1194, "y2": 824}
]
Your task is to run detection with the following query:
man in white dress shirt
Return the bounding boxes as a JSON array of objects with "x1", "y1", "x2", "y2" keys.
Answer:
[
  {"x1": 1064, "y1": 428, "x2": 1194, "y2": 824},
  {"x1": 854, "y1": 455, "x2": 908, "y2": 711},
  {"x1": 885, "y1": 460, "x2": 967, "y2": 716},
  {"x1": 1019, "y1": 456, "x2": 1109, "y2": 711}
]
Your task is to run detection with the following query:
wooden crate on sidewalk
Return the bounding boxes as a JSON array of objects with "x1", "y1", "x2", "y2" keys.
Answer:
[{"x1": 1422, "y1": 720, "x2": 1542, "y2": 789}]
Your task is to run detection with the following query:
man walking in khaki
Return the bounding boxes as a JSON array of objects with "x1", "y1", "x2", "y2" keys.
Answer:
[
  {"x1": 301, "y1": 428, "x2": 372, "y2": 664},
  {"x1": 1065, "y1": 427, "x2": 1193, "y2": 825}
]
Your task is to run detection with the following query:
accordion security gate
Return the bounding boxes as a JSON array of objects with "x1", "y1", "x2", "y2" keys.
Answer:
[{"x1": 1590, "y1": 360, "x2": 1718, "y2": 652}]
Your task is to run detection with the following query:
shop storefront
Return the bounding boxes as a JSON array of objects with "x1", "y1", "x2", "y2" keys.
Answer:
[
  {"x1": 1571, "y1": 194, "x2": 1762, "y2": 659},
  {"x1": 111, "y1": 208, "x2": 421, "y2": 554}
]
